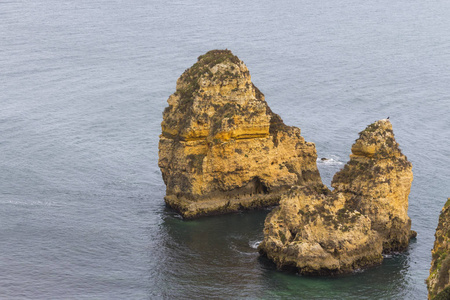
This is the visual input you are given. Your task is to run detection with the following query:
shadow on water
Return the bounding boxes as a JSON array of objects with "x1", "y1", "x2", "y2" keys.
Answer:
[
  {"x1": 154, "y1": 208, "x2": 269, "y2": 298},
  {"x1": 153, "y1": 207, "x2": 417, "y2": 299}
]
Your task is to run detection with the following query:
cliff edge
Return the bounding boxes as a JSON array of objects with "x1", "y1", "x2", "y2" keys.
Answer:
[{"x1": 158, "y1": 50, "x2": 323, "y2": 218}]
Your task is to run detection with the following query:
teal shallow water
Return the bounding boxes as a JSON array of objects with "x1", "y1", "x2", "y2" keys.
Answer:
[
  {"x1": 158, "y1": 210, "x2": 417, "y2": 299},
  {"x1": 1, "y1": 0, "x2": 449, "y2": 298}
]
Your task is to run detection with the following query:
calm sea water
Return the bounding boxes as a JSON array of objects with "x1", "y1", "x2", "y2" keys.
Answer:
[{"x1": 1, "y1": 0, "x2": 449, "y2": 299}]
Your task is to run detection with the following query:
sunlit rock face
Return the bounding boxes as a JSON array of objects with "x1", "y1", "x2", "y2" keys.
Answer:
[
  {"x1": 158, "y1": 50, "x2": 322, "y2": 218},
  {"x1": 332, "y1": 119, "x2": 414, "y2": 253},
  {"x1": 427, "y1": 198, "x2": 450, "y2": 300},
  {"x1": 258, "y1": 120, "x2": 415, "y2": 275}
]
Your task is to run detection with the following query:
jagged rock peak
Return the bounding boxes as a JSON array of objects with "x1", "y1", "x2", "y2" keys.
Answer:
[
  {"x1": 427, "y1": 198, "x2": 450, "y2": 299},
  {"x1": 350, "y1": 119, "x2": 409, "y2": 160},
  {"x1": 258, "y1": 119, "x2": 414, "y2": 275},
  {"x1": 332, "y1": 119, "x2": 414, "y2": 252},
  {"x1": 158, "y1": 50, "x2": 323, "y2": 218}
]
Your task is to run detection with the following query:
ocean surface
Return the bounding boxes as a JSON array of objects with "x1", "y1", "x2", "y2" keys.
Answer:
[{"x1": 1, "y1": 0, "x2": 449, "y2": 299}]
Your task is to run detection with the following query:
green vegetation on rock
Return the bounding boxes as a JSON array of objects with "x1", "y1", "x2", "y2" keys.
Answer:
[
  {"x1": 434, "y1": 285, "x2": 450, "y2": 300},
  {"x1": 428, "y1": 198, "x2": 450, "y2": 299},
  {"x1": 176, "y1": 49, "x2": 242, "y2": 101}
]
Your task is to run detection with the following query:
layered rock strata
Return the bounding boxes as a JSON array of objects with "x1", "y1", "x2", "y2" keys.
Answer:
[
  {"x1": 258, "y1": 119, "x2": 415, "y2": 275},
  {"x1": 427, "y1": 198, "x2": 450, "y2": 300},
  {"x1": 158, "y1": 50, "x2": 322, "y2": 218},
  {"x1": 332, "y1": 120, "x2": 415, "y2": 252}
]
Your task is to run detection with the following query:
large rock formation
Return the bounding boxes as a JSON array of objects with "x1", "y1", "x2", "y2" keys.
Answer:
[
  {"x1": 258, "y1": 119, "x2": 415, "y2": 275},
  {"x1": 332, "y1": 120, "x2": 414, "y2": 252},
  {"x1": 427, "y1": 198, "x2": 450, "y2": 300},
  {"x1": 158, "y1": 50, "x2": 322, "y2": 218}
]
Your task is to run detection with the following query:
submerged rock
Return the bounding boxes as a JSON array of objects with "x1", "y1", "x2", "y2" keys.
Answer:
[
  {"x1": 158, "y1": 50, "x2": 322, "y2": 218},
  {"x1": 258, "y1": 119, "x2": 414, "y2": 275},
  {"x1": 427, "y1": 198, "x2": 450, "y2": 299}
]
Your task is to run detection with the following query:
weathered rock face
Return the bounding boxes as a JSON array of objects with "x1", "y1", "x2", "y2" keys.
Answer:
[
  {"x1": 332, "y1": 119, "x2": 414, "y2": 252},
  {"x1": 258, "y1": 119, "x2": 414, "y2": 275},
  {"x1": 427, "y1": 199, "x2": 450, "y2": 300},
  {"x1": 259, "y1": 185, "x2": 383, "y2": 275},
  {"x1": 158, "y1": 50, "x2": 322, "y2": 218}
]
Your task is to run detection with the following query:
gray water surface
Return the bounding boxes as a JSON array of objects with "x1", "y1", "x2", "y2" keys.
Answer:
[{"x1": 1, "y1": 0, "x2": 449, "y2": 298}]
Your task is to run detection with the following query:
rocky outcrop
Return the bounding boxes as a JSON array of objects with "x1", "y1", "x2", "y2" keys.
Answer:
[
  {"x1": 158, "y1": 50, "x2": 322, "y2": 218},
  {"x1": 258, "y1": 185, "x2": 384, "y2": 274},
  {"x1": 332, "y1": 120, "x2": 415, "y2": 252},
  {"x1": 258, "y1": 119, "x2": 415, "y2": 275},
  {"x1": 427, "y1": 198, "x2": 450, "y2": 299}
]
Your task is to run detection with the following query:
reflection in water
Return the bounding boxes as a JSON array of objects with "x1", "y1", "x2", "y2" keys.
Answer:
[
  {"x1": 156, "y1": 209, "x2": 267, "y2": 298},
  {"x1": 154, "y1": 208, "x2": 416, "y2": 299},
  {"x1": 259, "y1": 251, "x2": 413, "y2": 299}
]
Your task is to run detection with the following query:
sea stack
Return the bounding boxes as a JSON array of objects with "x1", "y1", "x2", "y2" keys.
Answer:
[
  {"x1": 332, "y1": 119, "x2": 415, "y2": 252},
  {"x1": 158, "y1": 50, "x2": 323, "y2": 218},
  {"x1": 427, "y1": 198, "x2": 450, "y2": 299},
  {"x1": 258, "y1": 119, "x2": 415, "y2": 275}
]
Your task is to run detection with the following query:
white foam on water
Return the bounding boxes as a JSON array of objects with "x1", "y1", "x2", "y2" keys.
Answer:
[
  {"x1": 249, "y1": 240, "x2": 261, "y2": 249},
  {"x1": 316, "y1": 156, "x2": 344, "y2": 166},
  {"x1": 353, "y1": 268, "x2": 365, "y2": 274}
]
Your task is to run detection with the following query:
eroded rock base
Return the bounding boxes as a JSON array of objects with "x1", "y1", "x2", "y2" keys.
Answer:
[{"x1": 259, "y1": 120, "x2": 414, "y2": 275}]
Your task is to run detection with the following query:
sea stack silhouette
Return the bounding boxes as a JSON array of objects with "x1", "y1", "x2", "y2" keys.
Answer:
[
  {"x1": 258, "y1": 119, "x2": 415, "y2": 274},
  {"x1": 158, "y1": 50, "x2": 323, "y2": 218}
]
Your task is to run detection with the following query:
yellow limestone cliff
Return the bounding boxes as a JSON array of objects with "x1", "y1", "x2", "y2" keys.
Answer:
[
  {"x1": 158, "y1": 50, "x2": 322, "y2": 218},
  {"x1": 427, "y1": 198, "x2": 450, "y2": 300},
  {"x1": 258, "y1": 119, "x2": 415, "y2": 275}
]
